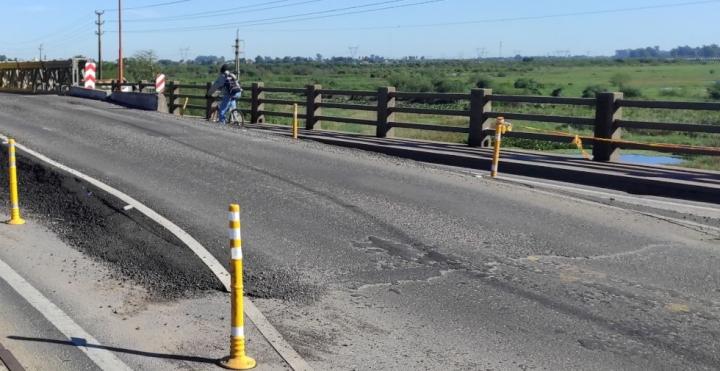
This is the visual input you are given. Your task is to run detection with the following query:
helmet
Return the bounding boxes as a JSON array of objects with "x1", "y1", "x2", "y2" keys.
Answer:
[{"x1": 220, "y1": 64, "x2": 230, "y2": 73}]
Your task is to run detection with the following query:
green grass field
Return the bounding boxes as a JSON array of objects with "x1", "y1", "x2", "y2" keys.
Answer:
[{"x1": 105, "y1": 58, "x2": 720, "y2": 170}]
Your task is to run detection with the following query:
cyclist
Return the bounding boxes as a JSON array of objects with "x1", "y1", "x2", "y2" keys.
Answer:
[{"x1": 208, "y1": 64, "x2": 242, "y2": 124}]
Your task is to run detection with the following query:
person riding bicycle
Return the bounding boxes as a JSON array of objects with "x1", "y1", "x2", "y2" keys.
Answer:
[{"x1": 209, "y1": 64, "x2": 242, "y2": 124}]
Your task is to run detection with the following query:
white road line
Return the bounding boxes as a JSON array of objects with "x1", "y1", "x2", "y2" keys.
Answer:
[
  {"x1": 495, "y1": 174, "x2": 720, "y2": 218},
  {"x1": 2, "y1": 135, "x2": 313, "y2": 371},
  {"x1": 492, "y1": 176, "x2": 720, "y2": 234},
  {"x1": 0, "y1": 257, "x2": 133, "y2": 371}
]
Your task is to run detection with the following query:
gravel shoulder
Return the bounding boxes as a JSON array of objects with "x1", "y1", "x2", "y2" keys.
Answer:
[{"x1": 0, "y1": 212, "x2": 290, "y2": 371}]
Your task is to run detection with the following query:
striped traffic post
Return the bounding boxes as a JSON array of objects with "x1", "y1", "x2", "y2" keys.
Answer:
[
  {"x1": 220, "y1": 204, "x2": 256, "y2": 370},
  {"x1": 7, "y1": 139, "x2": 25, "y2": 225},
  {"x1": 490, "y1": 117, "x2": 511, "y2": 178},
  {"x1": 83, "y1": 62, "x2": 96, "y2": 90},
  {"x1": 155, "y1": 74, "x2": 165, "y2": 94}
]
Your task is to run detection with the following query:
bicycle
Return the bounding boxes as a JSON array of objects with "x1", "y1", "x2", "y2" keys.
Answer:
[
  {"x1": 227, "y1": 107, "x2": 246, "y2": 127},
  {"x1": 209, "y1": 101, "x2": 247, "y2": 127}
]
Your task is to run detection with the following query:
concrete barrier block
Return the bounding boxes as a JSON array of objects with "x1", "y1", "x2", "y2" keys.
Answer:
[
  {"x1": 109, "y1": 92, "x2": 159, "y2": 111},
  {"x1": 68, "y1": 86, "x2": 108, "y2": 101}
]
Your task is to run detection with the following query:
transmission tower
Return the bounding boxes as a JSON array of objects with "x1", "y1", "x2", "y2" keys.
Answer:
[
  {"x1": 179, "y1": 47, "x2": 190, "y2": 62},
  {"x1": 349, "y1": 46, "x2": 359, "y2": 60}
]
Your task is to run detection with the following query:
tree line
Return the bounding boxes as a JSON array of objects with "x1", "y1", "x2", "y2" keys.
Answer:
[{"x1": 615, "y1": 44, "x2": 720, "y2": 59}]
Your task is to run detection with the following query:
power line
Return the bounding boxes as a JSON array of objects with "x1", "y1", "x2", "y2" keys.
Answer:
[
  {"x1": 110, "y1": 0, "x2": 399, "y2": 26},
  {"x1": 0, "y1": 14, "x2": 94, "y2": 46},
  {"x1": 103, "y1": 0, "x2": 193, "y2": 11},
  {"x1": 224, "y1": 0, "x2": 720, "y2": 33},
  {"x1": 110, "y1": 0, "x2": 322, "y2": 23},
  {"x1": 109, "y1": 0, "x2": 444, "y2": 33}
]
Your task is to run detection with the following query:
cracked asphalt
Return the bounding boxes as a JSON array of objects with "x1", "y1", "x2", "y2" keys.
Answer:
[{"x1": 0, "y1": 93, "x2": 719, "y2": 370}]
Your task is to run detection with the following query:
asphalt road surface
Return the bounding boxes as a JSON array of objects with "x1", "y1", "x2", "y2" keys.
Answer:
[{"x1": 1, "y1": 93, "x2": 719, "y2": 370}]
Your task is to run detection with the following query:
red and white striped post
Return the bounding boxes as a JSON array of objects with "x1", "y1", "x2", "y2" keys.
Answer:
[
  {"x1": 155, "y1": 73, "x2": 166, "y2": 94},
  {"x1": 83, "y1": 62, "x2": 97, "y2": 89}
]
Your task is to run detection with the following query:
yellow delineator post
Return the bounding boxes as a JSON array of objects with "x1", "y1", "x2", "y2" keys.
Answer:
[
  {"x1": 7, "y1": 139, "x2": 25, "y2": 225},
  {"x1": 220, "y1": 204, "x2": 256, "y2": 370},
  {"x1": 292, "y1": 103, "x2": 299, "y2": 140},
  {"x1": 180, "y1": 97, "x2": 190, "y2": 116},
  {"x1": 571, "y1": 135, "x2": 592, "y2": 160},
  {"x1": 490, "y1": 117, "x2": 512, "y2": 178}
]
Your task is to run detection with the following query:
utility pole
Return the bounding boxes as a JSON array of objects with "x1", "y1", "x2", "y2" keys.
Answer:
[
  {"x1": 231, "y1": 31, "x2": 245, "y2": 76},
  {"x1": 38, "y1": 44, "x2": 43, "y2": 61},
  {"x1": 117, "y1": 0, "x2": 124, "y2": 88},
  {"x1": 95, "y1": 10, "x2": 104, "y2": 80},
  {"x1": 499, "y1": 41, "x2": 503, "y2": 59},
  {"x1": 234, "y1": 29, "x2": 240, "y2": 76}
]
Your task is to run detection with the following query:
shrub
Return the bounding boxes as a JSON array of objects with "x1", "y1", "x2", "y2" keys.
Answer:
[
  {"x1": 388, "y1": 73, "x2": 433, "y2": 92},
  {"x1": 471, "y1": 75, "x2": 494, "y2": 89},
  {"x1": 620, "y1": 86, "x2": 642, "y2": 98},
  {"x1": 609, "y1": 72, "x2": 631, "y2": 88},
  {"x1": 709, "y1": 81, "x2": 720, "y2": 100},
  {"x1": 550, "y1": 88, "x2": 563, "y2": 97},
  {"x1": 432, "y1": 79, "x2": 466, "y2": 93},
  {"x1": 513, "y1": 78, "x2": 543, "y2": 94},
  {"x1": 582, "y1": 85, "x2": 608, "y2": 98},
  {"x1": 659, "y1": 88, "x2": 684, "y2": 97}
]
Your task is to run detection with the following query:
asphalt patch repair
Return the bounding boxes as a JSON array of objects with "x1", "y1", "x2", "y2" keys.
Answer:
[{"x1": 0, "y1": 149, "x2": 221, "y2": 300}]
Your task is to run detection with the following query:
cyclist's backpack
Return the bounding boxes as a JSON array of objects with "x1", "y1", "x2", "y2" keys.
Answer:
[{"x1": 224, "y1": 73, "x2": 242, "y2": 95}]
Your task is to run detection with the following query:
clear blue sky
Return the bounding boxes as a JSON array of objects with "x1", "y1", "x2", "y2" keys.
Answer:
[{"x1": 2, "y1": 0, "x2": 719, "y2": 61}]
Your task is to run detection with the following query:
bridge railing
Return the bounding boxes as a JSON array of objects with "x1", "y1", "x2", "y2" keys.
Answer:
[
  {"x1": 0, "y1": 59, "x2": 85, "y2": 93},
  {"x1": 94, "y1": 81, "x2": 720, "y2": 161}
]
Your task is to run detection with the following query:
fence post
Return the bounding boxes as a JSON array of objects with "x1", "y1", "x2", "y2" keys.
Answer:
[
  {"x1": 251, "y1": 82, "x2": 264, "y2": 124},
  {"x1": 376, "y1": 86, "x2": 396, "y2": 138},
  {"x1": 468, "y1": 88, "x2": 493, "y2": 147},
  {"x1": 305, "y1": 84, "x2": 322, "y2": 130},
  {"x1": 167, "y1": 81, "x2": 181, "y2": 115},
  {"x1": 205, "y1": 82, "x2": 213, "y2": 121},
  {"x1": 593, "y1": 92, "x2": 623, "y2": 162}
]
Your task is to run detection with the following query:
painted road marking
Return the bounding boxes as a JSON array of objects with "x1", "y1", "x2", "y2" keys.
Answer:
[
  {"x1": 0, "y1": 258, "x2": 132, "y2": 371},
  {"x1": 0, "y1": 342, "x2": 25, "y2": 371},
  {"x1": 2, "y1": 135, "x2": 313, "y2": 371},
  {"x1": 497, "y1": 175, "x2": 720, "y2": 217},
  {"x1": 493, "y1": 175, "x2": 720, "y2": 234}
]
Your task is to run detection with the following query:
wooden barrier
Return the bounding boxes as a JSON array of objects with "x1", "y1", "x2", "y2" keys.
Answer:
[{"x1": 107, "y1": 80, "x2": 720, "y2": 161}]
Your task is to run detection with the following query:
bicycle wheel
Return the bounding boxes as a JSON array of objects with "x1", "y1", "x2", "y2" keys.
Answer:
[{"x1": 229, "y1": 109, "x2": 245, "y2": 127}]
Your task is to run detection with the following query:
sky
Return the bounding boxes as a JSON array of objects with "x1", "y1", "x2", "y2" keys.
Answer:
[{"x1": 1, "y1": 0, "x2": 719, "y2": 61}]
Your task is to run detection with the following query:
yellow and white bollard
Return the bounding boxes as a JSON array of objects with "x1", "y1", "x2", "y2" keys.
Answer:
[
  {"x1": 490, "y1": 117, "x2": 511, "y2": 178},
  {"x1": 292, "y1": 103, "x2": 299, "y2": 140},
  {"x1": 7, "y1": 139, "x2": 25, "y2": 225},
  {"x1": 220, "y1": 204, "x2": 256, "y2": 370}
]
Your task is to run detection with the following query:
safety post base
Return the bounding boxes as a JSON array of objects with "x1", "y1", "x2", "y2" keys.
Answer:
[
  {"x1": 219, "y1": 355, "x2": 256, "y2": 370},
  {"x1": 7, "y1": 217, "x2": 25, "y2": 225}
]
